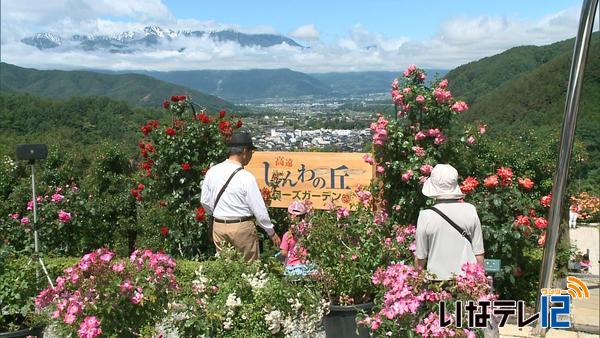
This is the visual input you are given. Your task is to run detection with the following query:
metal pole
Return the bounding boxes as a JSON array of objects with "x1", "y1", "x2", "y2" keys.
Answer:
[
  {"x1": 30, "y1": 162, "x2": 54, "y2": 288},
  {"x1": 535, "y1": 0, "x2": 598, "y2": 329},
  {"x1": 31, "y1": 162, "x2": 40, "y2": 284}
]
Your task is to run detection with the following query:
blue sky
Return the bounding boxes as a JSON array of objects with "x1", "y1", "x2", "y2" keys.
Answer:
[
  {"x1": 163, "y1": 0, "x2": 583, "y2": 40},
  {"x1": 0, "y1": 0, "x2": 593, "y2": 72}
]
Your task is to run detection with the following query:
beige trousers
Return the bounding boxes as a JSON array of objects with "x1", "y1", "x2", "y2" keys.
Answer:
[{"x1": 212, "y1": 220, "x2": 260, "y2": 261}]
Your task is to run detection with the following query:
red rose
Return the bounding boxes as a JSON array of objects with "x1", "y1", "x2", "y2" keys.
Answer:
[
  {"x1": 130, "y1": 188, "x2": 138, "y2": 197},
  {"x1": 197, "y1": 113, "x2": 210, "y2": 123},
  {"x1": 534, "y1": 217, "x2": 548, "y2": 229},
  {"x1": 141, "y1": 125, "x2": 151, "y2": 135},
  {"x1": 140, "y1": 149, "x2": 148, "y2": 158},
  {"x1": 219, "y1": 120, "x2": 230, "y2": 130},
  {"x1": 518, "y1": 178, "x2": 534, "y2": 190},
  {"x1": 236, "y1": 120, "x2": 243, "y2": 128},
  {"x1": 497, "y1": 167, "x2": 513, "y2": 186},
  {"x1": 138, "y1": 183, "x2": 144, "y2": 191},
  {"x1": 181, "y1": 163, "x2": 191, "y2": 171},
  {"x1": 170, "y1": 95, "x2": 179, "y2": 102},
  {"x1": 178, "y1": 95, "x2": 186, "y2": 101},
  {"x1": 160, "y1": 226, "x2": 169, "y2": 237},
  {"x1": 483, "y1": 175, "x2": 499, "y2": 188},
  {"x1": 137, "y1": 141, "x2": 145, "y2": 149},
  {"x1": 195, "y1": 207, "x2": 206, "y2": 221},
  {"x1": 460, "y1": 176, "x2": 479, "y2": 193},
  {"x1": 150, "y1": 120, "x2": 159, "y2": 128},
  {"x1": 165, "y1": 128, "x2": 176, "y2": 136},
  {"x1": 163, "y1": 100, "x2": 170, "y2": 109},
  {"x1": 540, "y1": 194, "x2": 552, "y2": 207},
  {"x1": 514, "y1": 215, "x2": 530, "y2": 227},
  {"x1": 219, "y1": 110, "x2": 226, "y2": 118},
  {"x1": 145, "y1": 143, "x2": 155, "y2": 153}
]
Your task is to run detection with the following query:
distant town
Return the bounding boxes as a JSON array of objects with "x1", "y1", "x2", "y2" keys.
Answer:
[{"x1": 239, "y1": 95, "x2": 388, "y2": 152}]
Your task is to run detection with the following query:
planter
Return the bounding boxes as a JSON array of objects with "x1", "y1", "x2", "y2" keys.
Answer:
[
  {"x1": 323, "y1": 302, "x2": 373, "y2": 338},
  {"x1": 0, "y1": 326, "x2": 44, "y2": 338}
]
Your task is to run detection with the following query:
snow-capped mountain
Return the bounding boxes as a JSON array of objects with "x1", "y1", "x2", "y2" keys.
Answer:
[
  {"x1": 20, "y1": 26, "x2": 303, "y2": 53},
  {"x1": 21, "y1": 33, "x2": 63, "y2": 49}
]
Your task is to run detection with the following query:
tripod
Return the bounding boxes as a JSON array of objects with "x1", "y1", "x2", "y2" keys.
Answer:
[{"x1": 28, "y1": 159, "x2": 54, "y2": 289}]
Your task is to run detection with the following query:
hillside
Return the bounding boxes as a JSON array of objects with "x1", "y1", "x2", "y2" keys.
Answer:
[
  {"x1": 0, "y1": 93, "x2": 168, "y2": 155},
  {"x1": 144, "y1": 68, "x2": 331, "y2": 101},
  {"x1": 0, "y1": 62, "x2": 237, "y2": 111},
  {"x1": 447, "y1": 32, "x2": 599, "y2": 188},
  {"x1": 446, "y1": 34, "x2": 597, "y2": 105}
]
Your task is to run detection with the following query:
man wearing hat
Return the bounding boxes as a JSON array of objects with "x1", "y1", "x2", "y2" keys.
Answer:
[
  {"x1": 415, "y1": 164, "x2": 485, "y2": 279},
  {"x1": 201, "y1": 132, "x2": 281, "y2": 261}
]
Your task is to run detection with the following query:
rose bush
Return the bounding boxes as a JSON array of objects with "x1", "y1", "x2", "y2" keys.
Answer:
[
  {"x1": 369, "y1": 65, "x2": 560, "y2": 302},
  {"x1": 36, "y1": 248, "x2": 178, "y2": 337},
  {"x1": 362, "y1": 262, "x2": 494, "y2": 337},
  {"x1": 172, "y1": 246, "x2": 326, "y2": 337},
  {"x1": 133, "y1": 95, "x2": 243, "y2": 258},
  {"x1": 297, "y1": 186, "x2": 415, "y2": 305}
]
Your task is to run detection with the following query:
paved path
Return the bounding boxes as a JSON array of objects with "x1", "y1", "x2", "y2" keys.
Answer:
[
  {"x1": 570, "y1": 225, "x2": 599, "y2": 276},
  {"x1": 499, "y1": 224, "x2": 599, "y2": 337}
]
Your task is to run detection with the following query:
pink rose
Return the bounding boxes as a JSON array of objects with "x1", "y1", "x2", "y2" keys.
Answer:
[
  {"x1": 427, "y1": 128, "x2": 440, "y2": 137},
  {"x1": 58, "y1": 210, "x2": 71, "y2": 223},
  {"x1": 131, "y1": 288, "x2": 143, "y2": 304},
  {"x1": 402, "y1": 170, "x2": 414, "y2": 182},
  {"x1": 9, "y1": 213, "x2": 20, "y2": 219},
  {"x1": 434, "y1": 133, "x2": 446, "y2": 145},
  {"x1": 420, "y1": 164, "x2": 433, "y2": 176},
  {"x1": 412, "y1": 146, "x2": 426, "y2": 157},
  {"x1": 376, "y1": 166, "x2": 385, "y2": 174},
  {"x1": 415, "y1": 131, "x2": 427, "y2": 141},
  {"x1": 27, "y1": 200, "x2": 33, "y2": 211},
  {"x1": 99, "y1": 252, "x2": 114, "y2": 262},
  {"x1": 336, "y1": 208, "x2": 350, "y2": 219},
  {"x1": 403, "y1": 87, "x2": 412, "y2": 94},
  {"x1": 439, "y1": 79, "x2": 448, "y2": 88},
  {"x1": 391, "y1": 79, "x2": 399, "y2": 90},
  {"x1": 51, "y1": 193, "x2": 65, "y2": 202},
  {"x1": 362, "y1": 154, "x2": 375, "y2": 165},
  {"x1": 112, "y1": 262, "x2": 125, "y2": 273},
  {"x1": 479, "y1": 124, "x2": 487, "y2": 135},
  {"x1": 416, "y1": 95, "x2": 425, "y2": 103},
  {"x1": 64, "y1": 313, "x2": 77, "y2": 324},
  {"x1": 20, "y1": 217, "x2": 30, "y2": 225},
  {"x1": 467, "y1": 136, "x2": 476, "y2": 145},
  {"x1": 451, "y1": 101, "x2": 469, "y2": 112}
]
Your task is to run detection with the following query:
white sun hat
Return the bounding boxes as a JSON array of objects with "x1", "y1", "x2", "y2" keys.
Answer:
[{"x1": 422, "y1": 164, "x2": 465, "y2": 199}]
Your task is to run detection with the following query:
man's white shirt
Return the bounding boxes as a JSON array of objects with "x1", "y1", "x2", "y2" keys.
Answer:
[{"x1": 201, "y1": 159, "x2": 275, "y2": 236}]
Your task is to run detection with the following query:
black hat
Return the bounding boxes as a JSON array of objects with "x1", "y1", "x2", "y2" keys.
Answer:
[{"x1": 228, "y1": 132, "x2": 257, "y2": 149}]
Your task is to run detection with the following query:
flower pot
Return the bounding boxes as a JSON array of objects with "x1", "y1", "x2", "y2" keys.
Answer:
[
  {"x1": 323, "y1": 302, "x2": 373, "y2": 338},
  {"x1": 0, "y1": 326, "x2": 44, "y2": 338}
]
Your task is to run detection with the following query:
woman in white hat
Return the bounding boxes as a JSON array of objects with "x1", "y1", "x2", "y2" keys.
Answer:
[{"x1": 414, "y1": 164, "x2": 485, "y2": 280}]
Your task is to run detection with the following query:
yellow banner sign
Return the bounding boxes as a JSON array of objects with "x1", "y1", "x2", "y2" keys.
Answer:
[{"x1": 245, "y1": 151, "x2": 374, "y2": 210}]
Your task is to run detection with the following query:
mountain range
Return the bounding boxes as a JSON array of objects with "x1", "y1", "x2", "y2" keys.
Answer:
[
  {"x1": 123, "y1": 69, "x2": 447, "y2": 101},
  {"x1": 0, "y1": 62, "x2": 237, "y2": 111},
  {"x1": 21, "y1": 26, "x2": 303, "y2": 53}
]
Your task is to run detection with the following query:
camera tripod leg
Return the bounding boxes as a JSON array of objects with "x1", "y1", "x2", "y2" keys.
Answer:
[{"x1": 37, "y1": 256, "x2": 54, "y2": 288}]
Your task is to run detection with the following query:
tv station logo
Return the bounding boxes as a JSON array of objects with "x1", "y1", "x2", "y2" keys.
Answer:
[{"x1": 439, "y1": 276, "x2": 590, "y2": 329}]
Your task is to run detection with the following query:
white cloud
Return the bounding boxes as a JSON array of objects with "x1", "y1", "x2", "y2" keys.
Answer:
[
  {"x1": 0, "y1": 4, "x2": 584, "y2": 72},
  {"x1": 289, "y1": 24, "x2": 320, "y2": 41}
]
